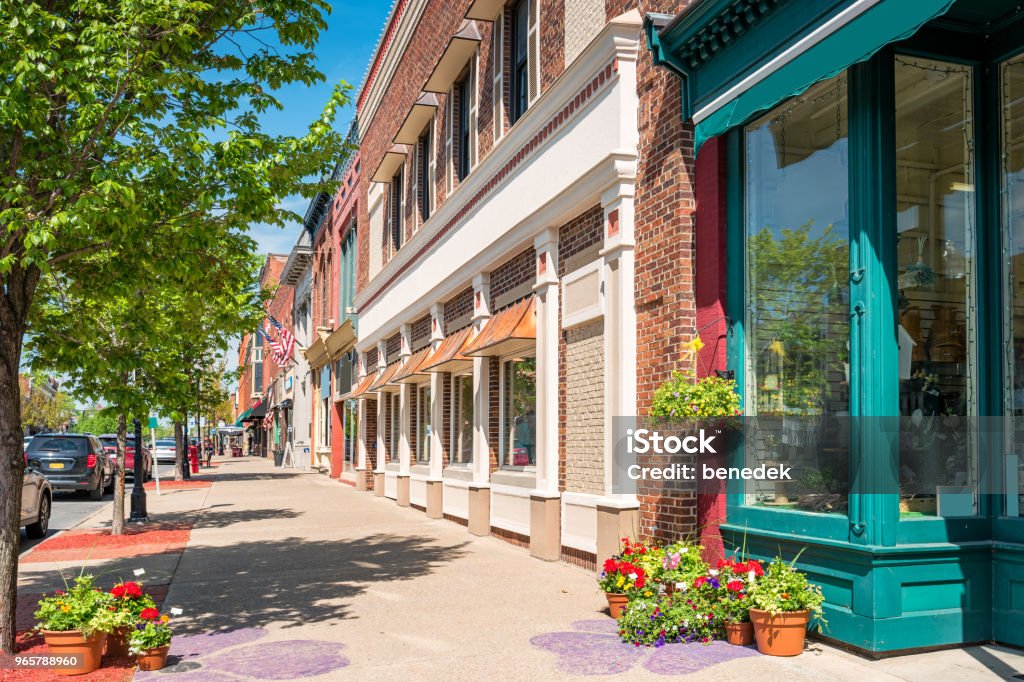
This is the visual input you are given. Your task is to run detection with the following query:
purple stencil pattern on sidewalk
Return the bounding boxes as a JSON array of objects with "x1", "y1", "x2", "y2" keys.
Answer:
[
  {"x1": 530, "y1": 619, "x2": 759, "y2": 677},
  {"x1": 134, "y1": 627, "x2": 349, "y2": 680}
]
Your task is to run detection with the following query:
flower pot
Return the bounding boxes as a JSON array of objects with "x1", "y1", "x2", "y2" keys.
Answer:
[
  {"x1": 605, "y1": 592, "x2": 628, "y2": 619},
  {"x1": 749, "y1": 608, "x2": 810, "y2": 656},
  {"x1": 724, "y1": 621, "x2": 755, "y2": 646},
  {"x1": 40, "y1": 630, "x2": 106, "y2": 676},
  {"x1": 136, "y1": 644, "x2": 170, "y2": 671},
  {"x1": 104, "y1": 626, "x2": 131, "y2": 658}
]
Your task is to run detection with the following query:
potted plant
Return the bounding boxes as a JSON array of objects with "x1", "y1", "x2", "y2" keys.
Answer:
[
  {"x1": 711, "y1": 558, "x2": 763, "y2": 645},
  {"x1": 34, "y1": 574, "x2": 116, "y2": 675},
  {"x1": 617, "y1": 584, "x2": 721, "y2": 647},
  {"x1": 746, "y1": 557, "x2": 825, "y2": 656},
  {"x1": 129, "y1": 608, "x2": 173, "y2": 671},
  {"x1": 598, "y1": 538, "x2": 651, "y2": 619},
  {"x1": 658, "y1": 540, "x2": 708, "y2": 593},
  {"x1": 105, "y1": 580, "x2": 157, "y2": 658},
  {"x1": 649, "y1": 369, "x2": 741, "y2": 429}
]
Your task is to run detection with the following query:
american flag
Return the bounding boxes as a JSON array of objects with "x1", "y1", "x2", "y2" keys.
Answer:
[
  {"x1": 258, "y1": 324, "x2": 286, "y2": 365},
  {"x1": 267, "y1": 315, "x2": 295, "y2": 365},
  {"x1": 263, "y1": 411, "x2": 274, "y2": 429}
]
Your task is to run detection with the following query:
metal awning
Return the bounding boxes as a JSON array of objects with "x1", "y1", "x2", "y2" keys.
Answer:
[
  {"x1": 464, "y1": 296, "x2": 536, "y2": 358},
  {"x1": 368, "y1": 362, "x2": 402, "y2": 393},
  {"x1": 391, "y1": 347, "x2": 433, "y2": 384},
  {"x1": 421, "y1": 326, "x2": 475, "y2": 373},
  {"x1": 646, "y1": 0, "x2": 956, "y2": 151},
  {"x1": 346, "y1": 371, "x2": 379, "y2": 400}
]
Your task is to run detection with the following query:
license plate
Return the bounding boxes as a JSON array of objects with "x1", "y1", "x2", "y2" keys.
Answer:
[{"x1": 48, "y1": 462, "x2": 65, "y2": 469}]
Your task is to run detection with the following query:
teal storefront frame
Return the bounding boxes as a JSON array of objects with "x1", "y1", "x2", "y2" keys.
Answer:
[{"x1": 649, "y1": 0, "x2": 1024, "y2": 654}]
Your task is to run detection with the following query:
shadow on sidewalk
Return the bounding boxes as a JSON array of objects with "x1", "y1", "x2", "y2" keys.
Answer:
[{"x1": 162, "y1": 532, "x2": 469, "y2": 635}]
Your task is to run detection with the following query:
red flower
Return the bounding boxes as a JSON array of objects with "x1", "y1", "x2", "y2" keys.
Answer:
[
  {"x1": 54, "y1": 590, "x2": 65, "y2": 596},
  {"x1": 122, "y1": 582, "x2": 143, "y2": 599},
  {"x1": 694, "y1": 576, "x2": 707, "y2": 588},
  {"x1": 727, "y1": 580, "x2": 743, "y2": 592},
  {"x1": 603, "y1": 558, "x2": 618, "y2": 573},
  {"x1": 139, "y1": 608, "x2": 160, "y2": 621},
  {"x1": 747, "y1": 560, "x2": 764, "y2": 577},
  {"x1": 110, "y1": 585, "x2": 125, "y2": 598}
]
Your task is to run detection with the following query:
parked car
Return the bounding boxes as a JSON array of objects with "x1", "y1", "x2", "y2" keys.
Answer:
[
  {"x1": 153, "y1": 438, "x2": 177, "y2": 464},
  {"x1": 23, "y1": 435, "x2": 33, "y2": 451},
  {"x1": 18, "y1": 464, "x2": 53, "y2": 539},
  {"x1": 26, "y1": 434, "x2": 113, "y2": 500},
  {"x1": 97, "y1": 434, "x2": 152, "y2": 481}
]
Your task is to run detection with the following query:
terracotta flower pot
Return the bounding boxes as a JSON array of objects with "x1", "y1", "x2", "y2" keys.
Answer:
[
  {"x1": 104, "y1": 626, "x2": 131, "y2": 658},
  {"x1": 136, "y1": 644, "x2": 170, "y2": 671},
  {"x1": 605, "y1": 592, "x2": 628, "y2": 619},
  {"x1": 749, "y1": 608, "x2": 810, "y2": 656},
  {"x1": 724, "y1": 621, "x2": 755, "y2": 646},
  {"x1": 40, "y1": 630, "x2": 106, "y2": 676}
]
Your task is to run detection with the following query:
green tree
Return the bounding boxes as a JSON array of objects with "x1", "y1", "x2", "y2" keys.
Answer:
[
  {"x1": 71, "y1": 411, "x2": 119, "y2": 435},
  {"x1": 19, "y1": 376, "x2": 74, "y2": 433},
  {"x1": 0, "y1": 0, "x2": 347, "y2": 652}
]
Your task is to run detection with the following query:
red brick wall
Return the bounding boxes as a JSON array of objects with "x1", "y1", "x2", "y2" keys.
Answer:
[
  {"x1": 444, "y1": 286, "x2": 474, "y2": 329},
  {"x1": 363, "y1": 397, "x2": 377, "y2": 488},
  {"x1": 386, "y1": 333, "x2": 401, "y2": 361},
  {"x1": 557, "y1": 205, "x2": 603, "y2": 274},
  {"x1": 411, "y1": 314, "x2": 431, "y2": 350},
  {"x1": 489, "y1": 246, "x2": 534, "y2": 307},
  {"x1": 262, "y1": 255, "x2": 292, "y2": 393}
]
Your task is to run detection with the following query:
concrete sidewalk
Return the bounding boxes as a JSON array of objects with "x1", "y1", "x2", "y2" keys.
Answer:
[{"x1": 110, "y1": 456, "x2": 1021, "y2": 681}]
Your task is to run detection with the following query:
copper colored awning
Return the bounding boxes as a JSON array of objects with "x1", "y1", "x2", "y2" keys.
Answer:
[
  {"x1": 464, "y1": 297, "x2": 536, "y2": 357},
  {"x1": 422, "y1": 326, "x2": 475, "y2": 373},
  {"x1": 368, "y1": 362, "x2": 402, "y2": 393},
  {"x1": 347, "y1": 371, "x2": 378, "y2": 400},
  {"x1": 392, "y1": 347, "x2": 433, "y2": 384}
]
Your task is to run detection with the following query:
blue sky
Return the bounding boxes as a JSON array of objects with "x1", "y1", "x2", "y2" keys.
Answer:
[{"x1": 249, "y1": 0, "x2": 393, "y2": 256}]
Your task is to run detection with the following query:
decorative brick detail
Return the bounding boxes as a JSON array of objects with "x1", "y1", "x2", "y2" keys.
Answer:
[
  {"x1": 490, "y1": 246, "x2": 535, "y2": 307},
  {"x1": 444, "y1": 286, "x2": 474, "y2": 329},
  {"x1": 558, "y1": 205, "x2": 603, "y2": 275},
  {"x1": 488, "y1": 357, "x2": 500, "y2": 472},
  {"x1": 411, "y1": 314, "x2": 432, "y2": 350},
  {"x1": 386, "y1": 332, "x2": 402, "y2": 360},
  {"x1": 541, "y1": 0, "x2": 566, "y2": 92},
  {"x1": 606, "y1": 208, "x2": 619, "y2": 238},
  {"x1": 363, "y1": 397, "x2": 378, "y2": 490},
  {"x1": 409, "y1": 387, "x2": 418, "y2": 461},
  {"x1": 440, "y1": 372, "x2": 452, "y2": 466},
  {"x1": 491, "y1": 525, "x2": 530, "y2": 549},
  {"x1": 564, "y1": 320, "x2": 605, "y2": 495},
  {"x1": 561, "y1": 545, "x2": 597, "y2": 572},
  {"x1": 444, "y1": 513, "x2": 469, "y2": 527},
  {"x1": 366, "y1": 347, "x2": 378, "y2": 369}
]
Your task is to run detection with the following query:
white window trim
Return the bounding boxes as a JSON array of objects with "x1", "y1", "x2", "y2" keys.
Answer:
[
  {"x1": 416, "y1": 382, "x2": 431, "y2": 464},
  {"x1": 390, "y1": 392, "x2": 401, "y2": 462},
  {"x1": 498, "y1": 351, "x2": 537, "y2": 471}
]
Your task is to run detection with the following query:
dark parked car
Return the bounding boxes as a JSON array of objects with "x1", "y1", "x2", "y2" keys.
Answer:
[
  {"x1": 19, "y1": 463, "x2": 53, "y2": 539},
  {"x1": 26, "y1": 434, "x2": 113, "y2": 500},
  {"x1": 97, "y1": 434, "x2": 152, "y2": 481}
]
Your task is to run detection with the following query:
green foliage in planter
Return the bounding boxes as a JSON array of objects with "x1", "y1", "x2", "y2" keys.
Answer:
[
  {"x1": 658, "y1": 541, "x2": 708, "y2": 587},
  {"x1": 747, "y1": 557, "x2": 825, "y2": 628},
  {"x1": 34, "y1": 575, "x2": 115, "y2": 636},
  {"x1": 618, "y1": 586, "x2": 722, "y2": 646},
  {"x1": 649, "y1": 370, "x2": 741, "y2": 421}
]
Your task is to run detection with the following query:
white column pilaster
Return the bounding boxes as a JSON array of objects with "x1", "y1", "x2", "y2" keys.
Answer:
[
  {"x1": 471, "y1": 273, "x2": 491, "y2": 486},
  {"x1": 399, "y1": 323, "x2": 412, "y2": 476},
  {"x1": 533, "y1": 228, "x2": 560, "y2": 497},
  {"x1": 429, "y1": 304, "x2": 445, "y2": 480},
  {"x1": 374, "y1": 340, "x2": 387, "y2": 474}
]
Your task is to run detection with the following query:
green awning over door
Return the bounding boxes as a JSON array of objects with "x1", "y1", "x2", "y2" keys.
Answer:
[{"x1": 648, "y1": 0, "x2": 957, "y2": 152}]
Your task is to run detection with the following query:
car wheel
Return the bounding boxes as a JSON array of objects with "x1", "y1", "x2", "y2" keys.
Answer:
[
  {"x1": 89, "y1": 478, "x2": 103, "y2": 501},
  {"x1": 25, "y1": 494, "x2": 49, "y2": 539},
  {"x1": 103, "y1": 474, "x2": 115, "y2": 495}
]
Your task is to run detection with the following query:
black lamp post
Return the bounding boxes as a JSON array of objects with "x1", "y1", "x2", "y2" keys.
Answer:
[
  {"x1": 128, "y1": 418, "x2": 148, "y2": 523},
  {"x1": 182, "y1": 415, "x2": 191, "y2": 480}
]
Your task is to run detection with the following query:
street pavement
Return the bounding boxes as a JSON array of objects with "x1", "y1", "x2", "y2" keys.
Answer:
[{"x1": 14, "y1": 456, "x2": 1024, "y2": 680}]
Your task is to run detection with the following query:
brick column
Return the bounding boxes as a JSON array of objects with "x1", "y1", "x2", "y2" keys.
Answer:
[
  {"x1": 530, "y1": 228, "x2": 561, "y2": 560},
  {"x1": 397, "y1": 323, "x2": 412, "y2": 506},
  {"x1": 596, "y1": 179, "x2": 640, "y2": 562},
  {"x1": 469, "y1": 273, "x2": 491, "y2": 536},
  {"x1": 373, "y1": 339, "x2": 387, "y2": 496},
  {"x1": 427, "y1": 303, "x2": 445, "y2": 518}
]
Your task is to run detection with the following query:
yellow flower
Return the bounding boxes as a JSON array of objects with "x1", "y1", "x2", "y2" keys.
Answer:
[
  {"x1": 686, "y1": 336, "x2": 705, "y2": 354},
  {"x1": 60, "y1": 605, "x2": 71, "y2": 613},
  {"x1": 160, "y1": 615, "x2": 169, "y2": 624}
]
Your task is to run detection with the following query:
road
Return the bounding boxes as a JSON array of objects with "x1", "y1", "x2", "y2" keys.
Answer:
[{"x1": 19, "y1": 463, "x2": 182, "y2": 555}]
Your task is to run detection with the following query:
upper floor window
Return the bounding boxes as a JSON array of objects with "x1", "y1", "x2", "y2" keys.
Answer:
[
  {"x1": 510, "y1": 0, "x2": 530, "y2": 124},
  {"x1": 457, "y1": 73, "x2": 472, "y2": 181},
  {"x1": 390, "y1": 168, "x2": 404, "y2": 253},
  {"x1": 418, "y1": 126, "x2": 432, "y2": 223}
]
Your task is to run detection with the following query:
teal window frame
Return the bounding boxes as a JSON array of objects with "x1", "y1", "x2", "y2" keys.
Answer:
[{"x1": 725, "y1": 37, "x2": 1024, "y2": 549}]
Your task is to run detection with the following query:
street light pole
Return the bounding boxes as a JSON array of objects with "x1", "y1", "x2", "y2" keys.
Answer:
[{"x1": 129, "y1": 418, "x2": 148, "y2": 523}]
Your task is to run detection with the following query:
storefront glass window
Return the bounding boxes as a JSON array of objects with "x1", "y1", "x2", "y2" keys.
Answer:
[
  {"x1": 895, "y1": 56, "x2": 977, "y2": 518},
  {"x1": 455, "y1": 374, "x2": 473, "y2": 465},
  {"x1": 344, "y1": 400, "x2": 357, "y2": 471},
  {"x1": 1002, "y1": 53, "x2": 1024, "y2": 518},
  {"x1": 743, "y1": 73, "x2": 850, "y2": 514},
  {"x1": 417, "y1": 384, "x2": 431, "y2": 463},
  {"x1": 502, "y1": 356, "x2": 536, "y2": 466},
  {"x1": 390, "y1": 393, "x2": 400, "y2": 462}
]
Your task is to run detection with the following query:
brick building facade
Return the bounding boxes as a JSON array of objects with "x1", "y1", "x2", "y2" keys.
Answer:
[{"x1": 346, "y1": 0, "x2": 716, "y2": 569}]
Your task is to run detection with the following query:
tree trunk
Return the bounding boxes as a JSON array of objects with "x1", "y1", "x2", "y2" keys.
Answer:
[
  {"x1": 173, "y1": 420, "x2": 184, "y2": 482},
  {"x1": 112, "y1": 413, "x2": 127, "y2": 535},
  {"x1": 0, "y1": 264, "x2": 40, "y2": 653}
]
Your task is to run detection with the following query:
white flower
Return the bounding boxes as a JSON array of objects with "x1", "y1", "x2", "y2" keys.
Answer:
[
  {"x1": 679, "y1": 547, "x2": 688, "y2": 553},
  {"x1": 629, "y1": 572, "x2": 638, "y2": 581},
  {"x1": 708, "y1": 569, "x2": 719, "y2": 577},
  {"x1": 748, "y1": 571, "x2": 756, "y2": 584},
  {"x1": 675, "y1": 582, "x2": 688, "y2": 591}
]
